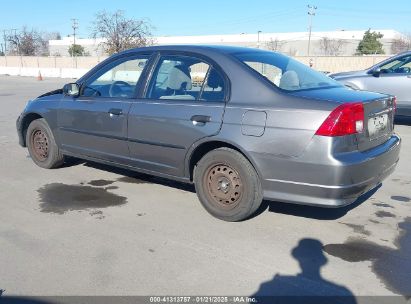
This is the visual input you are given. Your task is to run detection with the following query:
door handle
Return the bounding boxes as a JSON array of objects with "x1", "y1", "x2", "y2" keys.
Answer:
[
  {"x1": 191, "y1": 115, "x2": 211, "y2": 126},
  {"x1": 108, "y1": 108, "x2": 123, "y2": 117}
]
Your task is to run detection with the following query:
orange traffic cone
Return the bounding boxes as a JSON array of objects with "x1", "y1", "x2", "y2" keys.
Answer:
[{"x1": 37, "y1": 70, "x2": 43, "y2": 81}]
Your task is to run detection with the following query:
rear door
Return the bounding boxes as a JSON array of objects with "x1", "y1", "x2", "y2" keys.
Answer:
[
  {"x1": 58, "y1": 54, "x2": 151, "y2": 163},
  {"x1": 127, "y1": 52, "x2": 228, "y2": 177}
]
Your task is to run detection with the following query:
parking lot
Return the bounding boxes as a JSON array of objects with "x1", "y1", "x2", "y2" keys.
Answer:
[{"x1": 1, "y1": 76, "x2": 411, "y2": 300}]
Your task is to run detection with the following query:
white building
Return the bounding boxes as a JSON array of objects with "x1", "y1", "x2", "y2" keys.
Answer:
[{"x1": 49, "y1": 29, "x2": 403, "y2": 57}]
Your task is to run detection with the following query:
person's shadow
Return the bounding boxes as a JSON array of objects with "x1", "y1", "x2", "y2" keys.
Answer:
[{"x1": 251, "y1": 239, "x2": 357, "y2": 304}]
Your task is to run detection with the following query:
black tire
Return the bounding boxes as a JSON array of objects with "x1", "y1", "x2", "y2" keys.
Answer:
[
  {"x1": 26, "y1": 118, "x2": 64, "y2": 169},
  {"x1": 194, "y1": 147, "x2": 263, "y2": 221}
]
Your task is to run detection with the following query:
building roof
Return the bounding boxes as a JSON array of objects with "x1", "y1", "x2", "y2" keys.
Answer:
[{"x1": 49, "y1": 29, "x2": 403, "y2": 46}]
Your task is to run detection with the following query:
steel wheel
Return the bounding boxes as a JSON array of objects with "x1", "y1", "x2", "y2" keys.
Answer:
[
  {"x1": 203, "y1": 163, "x2": 243, "y2": 209},
  {"x1": 194, "y1": 148, "x2": 263, "y2": 221},
  {"x1": 31, "y1": 129, "x2": 49, "y2": 161},
  {"x1": 26, "y1": 118, "x2": 64, "y2": 169}
]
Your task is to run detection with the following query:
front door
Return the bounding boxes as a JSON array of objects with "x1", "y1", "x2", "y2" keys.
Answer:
[
  {"x1": 58, "y1": 54, "x2": 150, "y2": 163},
  {"x1": 363, "y1": 54, "x2": 411, "y2": 113},
  {"x1": 127, "y1": 53, "x2": 228, "y2": 177}
]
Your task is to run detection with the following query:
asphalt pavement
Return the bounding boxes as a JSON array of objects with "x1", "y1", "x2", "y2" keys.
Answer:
[{"x1": 0, "y1": 76, "x2": 411, "y2": 302}]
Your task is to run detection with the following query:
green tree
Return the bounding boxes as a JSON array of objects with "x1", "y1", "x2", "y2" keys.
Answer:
[
  {"x1": 356, "y1": 29, "x2": 385, "y2": 55},
  {"x1": 68, "y1": 44, "x2": 85, "y2": 56}
]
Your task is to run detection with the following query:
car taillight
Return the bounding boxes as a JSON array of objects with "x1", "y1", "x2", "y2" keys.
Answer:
[{"x1": 315, "y1": 102, "x2": 364, "y2": 137}]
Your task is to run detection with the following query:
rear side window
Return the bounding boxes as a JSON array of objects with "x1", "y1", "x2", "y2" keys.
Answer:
[
  {"x1": 146, "y1": 55, "x2": 225, "y2": 102},
  {"x1": 233, "y1": 51, "x2": 342, "y2": 92}
]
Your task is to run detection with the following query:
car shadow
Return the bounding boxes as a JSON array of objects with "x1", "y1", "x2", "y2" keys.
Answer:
[
  {"x1": 60, "y1": 156, "x2": 86, "y2": 168},
  {"x1": 82, "y1": 161, "x2": 196, "y2": 193},
  {"x1": 251, "y1": 238, "x2": 357, "y2": 304},
  {"x1": 250, "y1": 184, "x2": 380, "y2": 221},
  {"x1": 395, "y1": 116, "x2": 411, "y2": 126},
  {"x1": 64, "y1": 158, "x2": 378, "y2": 221}
]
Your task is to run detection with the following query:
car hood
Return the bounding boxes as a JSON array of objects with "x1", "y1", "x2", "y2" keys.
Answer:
[
  {"x1": 37, "y1": 88, "x2": 63, "y2": 98},
  {"x1": 289, "y1": 86, "x2": 386, "y2": 103},
  {"x1": 329, "y1": 70, "x2": 368, "y2": 79}
]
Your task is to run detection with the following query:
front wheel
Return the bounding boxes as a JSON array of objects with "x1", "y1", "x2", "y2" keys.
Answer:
[
  {"x1": 26, "y1": 118, "x2": 64, "y2": 169},
  {"x1": 194, "y1": 147, "x2": 263, "y2": 221}
]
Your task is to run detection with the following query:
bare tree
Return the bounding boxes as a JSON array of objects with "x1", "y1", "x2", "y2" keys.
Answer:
[
  {"x1": 92, "y1": 10, "x2": 154, "y2": 55},
  {"x1": 319, "y1": 37, "x2": 346, "y2": 56},
  {"x1": 43, "y1": 31, "x2": 61, "y2": 41},
  {"x1": 266, "y1": 38, "x2": 283, "y2": 52},
  {"x1": 391, "y1": 33, "x2": 411, "y2": 54},
  {"x1": 40, "y1": 32, "x2": 62, "y2": 56},
  {"x1": 7, "y1": 27, "x2": 48, "y2": 56}
]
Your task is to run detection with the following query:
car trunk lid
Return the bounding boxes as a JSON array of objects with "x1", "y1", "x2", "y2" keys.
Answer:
[
  {"x1": 357, "y1": 96, "x2": 395, "y2": 151},
  {"x1": 290, "y1": 87, "x2": 395, "y2": 151}
]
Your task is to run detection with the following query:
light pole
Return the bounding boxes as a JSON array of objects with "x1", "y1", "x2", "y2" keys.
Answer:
[
  {"x1": 257, "y1": 30, "x2": 262, "y2": 48},
  {"x1": 307, "y1": 5, "x2": 317, "y2": 56}
]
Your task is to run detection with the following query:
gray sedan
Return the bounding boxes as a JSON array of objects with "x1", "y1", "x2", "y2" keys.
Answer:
[
  {"x1": 330, "y1": 51, "x2": 411, "y2": 117},
  {"x1": 16, "y1": 45, "x2": 401, "y2": 221}
]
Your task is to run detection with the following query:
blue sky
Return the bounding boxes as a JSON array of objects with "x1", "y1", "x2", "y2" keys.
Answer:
[{"x1": 0, "y1": 0, "x2": 410, "y2": 37}]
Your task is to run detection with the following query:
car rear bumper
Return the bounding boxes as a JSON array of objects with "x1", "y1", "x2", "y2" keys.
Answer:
[{"x1": 258, "y1": 134, "x2": 401, "y2": 207}]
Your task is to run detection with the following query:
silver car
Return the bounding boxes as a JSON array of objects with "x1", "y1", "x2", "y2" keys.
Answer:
[
  {"x1": 330, "y1": 51, "x2": 411, "y2": 117},
  {"x1": 16, "y1": 46, "x2": 401, "y2": 221}
]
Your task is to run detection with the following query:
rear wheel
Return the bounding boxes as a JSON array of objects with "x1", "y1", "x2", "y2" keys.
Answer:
[
  {"x1": 194, "y1": 148, "x2": 263, "y2": 221},
  {"x1": 26, "y1": 118, "x2": 64, "y2": 169}
]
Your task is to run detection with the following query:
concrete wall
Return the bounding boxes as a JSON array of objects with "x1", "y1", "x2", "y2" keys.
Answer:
[
  {"x1": 0, "y1": 56, "x2": 108, "y2": 79},
  {"x1": 294, "y1": 55, "x2": 390, "y2": 73},
  {"x1": 0, "y1": 56, "x2": 108, "y2": 69},
  {"x1": 0, "y1": 55, "x2": 391, "y2": 79}
]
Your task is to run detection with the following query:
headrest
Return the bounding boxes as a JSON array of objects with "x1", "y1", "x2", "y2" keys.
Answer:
[
  {"x1": 167, "y1": 66, "x2": 192, "y2": 91},
  {"x1": 279, "y1": 70, "x2": 300, "y2": 90},
  {"x1": 207, "y1": 69, "x2": 224, "y2": 89}
]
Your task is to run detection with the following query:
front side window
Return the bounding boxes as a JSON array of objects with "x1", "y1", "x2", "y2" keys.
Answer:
[
  {"x1": 380, "y1": 55, "x2": 411, "y2": 74},
  {"x1": 146, "y1": 55, "x2": 225, "y2": 102},
  {"x1": 81, "y1": 56, "x2": 149, "y2": 98},
  {"x1": 233, "y1": 51, "x2": 342, "y2": 92}
]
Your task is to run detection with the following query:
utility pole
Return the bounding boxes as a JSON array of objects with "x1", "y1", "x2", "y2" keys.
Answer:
[
  {"x1": 71, "y1": 18, "x2": 78, "y2": 46},
  {"x1": 307, "y1": 4, "x2": 317, "y2": 56},
  {"x1": 2, "y1": 30, "x2": 7, "y2": 54},
  {"x1": 7, "y1": 29, "x2": 19, "y2": 55},
  {"x1": 2, "y1": 30, "x2": 8, "y2": 66},
  {"x1": 257, "y1": 30, "x2": 262, "y2": 48},
  {"x1": 11, "y1": 29, "x2": 23, "y2": 68},
  {"x1": 71, "y1": 18, "x2": 79, "y2": 68}
]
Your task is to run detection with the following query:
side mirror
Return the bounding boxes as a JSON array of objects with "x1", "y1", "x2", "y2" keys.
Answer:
[
  {"x1": 63, "y1": 83, "x2": 80, "y2": 97},
  {"x1": 372, "y1": 67, "x2": 381, "y2": 77}
]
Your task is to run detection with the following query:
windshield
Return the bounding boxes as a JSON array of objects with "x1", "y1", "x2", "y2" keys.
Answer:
[{"x1": 233, "y1": 51, "x2": 342, "y2": 92}]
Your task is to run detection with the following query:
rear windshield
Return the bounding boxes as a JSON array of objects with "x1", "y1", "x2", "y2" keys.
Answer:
[{"x1": 233, "y1": 51, "x2": 342, "y2": 92}]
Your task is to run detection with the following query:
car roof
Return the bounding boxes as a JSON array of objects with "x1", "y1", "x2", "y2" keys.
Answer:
[{"x1": 119, "y1": 44, "x2": 267, "y2": 56}]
